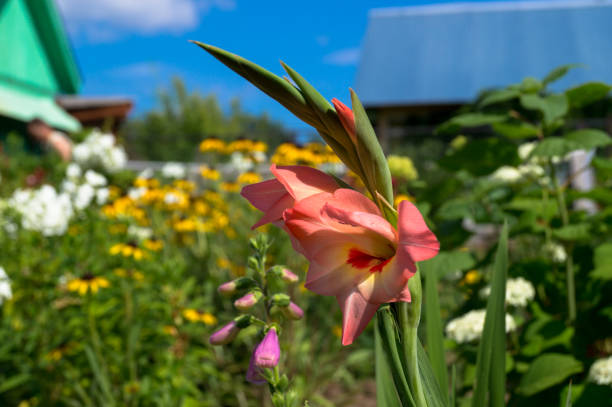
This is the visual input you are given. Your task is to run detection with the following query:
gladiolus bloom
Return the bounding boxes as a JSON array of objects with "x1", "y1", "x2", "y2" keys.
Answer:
[
  {"x1": 331, "y1": 98, "x2": 356, "y2": 142},
  {"x1": 283, "y1": 189, "x2": 439, "y2": 345},
  {"x1": 241, "y1": 164, "x2": 339, "y2": 229}
]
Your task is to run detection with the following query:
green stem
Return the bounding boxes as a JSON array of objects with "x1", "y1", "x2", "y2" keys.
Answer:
[
  {"x1": 549, "y1": 160, "x2": 576, "y2": 322},
  {"x1": 399, "y1": 271, "x2": 427, "y2": 407}
]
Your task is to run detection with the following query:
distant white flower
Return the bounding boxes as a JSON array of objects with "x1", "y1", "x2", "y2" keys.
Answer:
[
  {"x1": 74, "y1": 184, "x2": 95, "y2": 210},
  {"x1": 84, "y1": 170, "x2": 107, "y2": 187},
  {"x1": 544, "y1": 242, "x2": 567, "y2": 263},
  {"x1": 0, "y1": 266, "x2": 11, "y2": 304},
  {"x1": 128, "y1": 187, "x2": 147, "y2": 201},
  {"x1": 9, "y1": 185, "x2": 73, "y2": 236},
  {"x1": 518, "y1": 164, "x2": 545, "y2": 179},
  {"x1": 128, "y1": 225, "x2": 153, "y2": 241},
  {"x1": 518, "y1": 142, "x2": 538, "y2": 161},
  {"x1": 66, "y1": 163, "x2": 82, "y2": 179},
  {"x1": 491, "y1": 166, "x2": 522, "y2": 183},
  {"x1": 72, "y1": 130, "x2": 127, "y2": 173},
  {"x1": 138, "y1": 168, "x2": 154, "y2": 179},
  {"x1": 481, "y1": 277, "x2": 536, "y2": 307},
  {"x1": 162, "y1": 162, "x2": 186, "y2": 179},
  {"x1": 230, "y1": 152, "x2": 253, "y2": 173},
  {"x1": 96, "y1": 188, "x2": 109, "y2": 205},
  {"x1": 446, "y1": 309, "x2": 516, "y2": 343},
  {"x1": 164, "y1": 192, "x2": 180, "y2": 205},
  {"x1": 252, "y1": 151, "x2": 267, "y2": 163},
  {"x1": 61, "y1": 180, "x2": 78, "y2": 194},
  {"x1": 590, "y1": 357, "x2": 612, "y2": 386}
]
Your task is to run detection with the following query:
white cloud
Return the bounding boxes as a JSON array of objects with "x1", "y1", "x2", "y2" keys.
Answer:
[
  {"x1": 56, "y1": 0, "x2": 236, "y2": 42},
  {"x1": 323, "y1": 47, "x2": 360, "y2": 66}
]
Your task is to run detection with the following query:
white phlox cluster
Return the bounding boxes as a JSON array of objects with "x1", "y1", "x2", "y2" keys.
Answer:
[{"x1": 446, "y1": 309, "x2": 516, "y2": 343}]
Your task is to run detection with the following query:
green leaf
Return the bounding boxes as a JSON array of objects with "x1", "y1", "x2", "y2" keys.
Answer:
[
  {"x1": 350, "y1": 89, "x2": 394, "y2": 205},
  {"x1": 375, "y1": 322, "x2": 402, "y2": 407},
  {"x1": 590, "y1": 243, "x2": 612, "y2": 280},
  {"x1": 472, "y1": 222, "x2": 508, "y2": 407},
  {"x1": 439, "y1": 138, "x2": 520, "y2": 176},
  {"x1": 564, "y1": 129, "x2": 612, "y2": 150},
  {"x1": 552, "y1": 223, "x2": 591, "y2": 241},
  {"x1": 521, "y1": 77, "x2": 543, "y2": 93},
  {"x1": 492, "y1": 121, "x2": 540, "y2": 139},
  {"x1": 437, "y1": 113, "x2": 507, "y2": 134},
  {"x1": 542, "y1": 64, "x2": 581, "y2": 86},
  {"x1": 517, "y1": 353, "x2": 583, "y2": 396},
  {"x1": 520, "y1": 93, "x2": 568, "y2": 125},
  {"x1": 529, "y1": 137, "x2": 579, "y2": 158},
  {"x1": 421, "y1": 259, "x2": 449, "y2": 404},
  {"x1": 565, "y1": 82, "x2": 611, "y2": 108},
  {"x1": 192, "y1": 42, "x2": 320, "y2": 129},
  {"x1": 505, "y1": 198, "x2": 558, "y2": 219},
  {"x1": 479, "y1": 89, "x2": 520, "y2": 108},
  {"x1": 417, "y1": 341, "x2": 448, "y2": 407},
  {"x1": 592, "y1": 157, "x2": 612, "y2": 178},
  {"x1": 0, "y1": 373, "x2": 30, "y2": 393}
]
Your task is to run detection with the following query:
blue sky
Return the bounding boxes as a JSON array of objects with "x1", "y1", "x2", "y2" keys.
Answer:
[{"x1": 56, "y1": 0, "x2": 548, "y2": 130}]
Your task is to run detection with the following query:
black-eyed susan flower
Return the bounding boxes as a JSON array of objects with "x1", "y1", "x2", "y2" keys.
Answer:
[
  {"x1": 199, "y1": 138, "x2": 226, "y2": 153},
  {"x1": 113, "y1": 268, "x2": 144, "y2": 281},
  {"x1": 67, "y1": 273, "x2": 110, "y2": 295},
  {"x1": 200, "y1": 166, "x2": 221, "y2": 181},
  {"x1": 237, "y1": 172, "x2": 262, "y2": 185},
  {"x1": 220, "y1": 182, "x2": 240, "y2": 193},
  {"x1": 143, "y1": 238, "x2": 163, "y2": 251},
  {"x1": 182, "y1": 309, "x2": 217, "y2": 325},
  {"x1": 109, "y1": 242, "x2": 146, "y2": 260}
]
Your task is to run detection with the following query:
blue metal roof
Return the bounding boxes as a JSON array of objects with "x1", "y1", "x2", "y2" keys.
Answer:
[{"x1": 355, "y1": 0, "x2": 612, "y2": 107}]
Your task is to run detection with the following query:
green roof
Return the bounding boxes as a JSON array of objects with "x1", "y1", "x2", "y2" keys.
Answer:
[{"x1": 0, "y1": 0, "x2": 82, "y2": 131}]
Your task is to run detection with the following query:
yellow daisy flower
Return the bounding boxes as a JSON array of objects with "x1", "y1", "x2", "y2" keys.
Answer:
[
  {"x1": 143, "y1": 238, "x2": 163, "y2": 251},
  {"x1": 182, "y1": 309, "x2": 217, "y2": 325},
  {"x1": 67, "y1": 273, "x2": 110, "y2": 295},
  {"x1": 113, "y1": 268, "x2": 144, "y2": 281}
]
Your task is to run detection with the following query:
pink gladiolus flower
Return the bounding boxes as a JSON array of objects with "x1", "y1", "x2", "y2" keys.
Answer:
[
  {"x1": 283, "y1": 189, "x2": 439, "y2": 345},
  {"x1": 331, "y1": 98, "x2": 356, "y2": 141},
  {"x1": 241, "y1": 164, "x2": 339, "y2": 229}
]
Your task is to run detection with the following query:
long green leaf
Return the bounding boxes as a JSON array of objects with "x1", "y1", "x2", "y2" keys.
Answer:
[
  {"x1": 471, "y1": 222, "x2": 508, "y2": 407},
  {"x1": 84, "y1": 345, "x2": 115, "y2": 406},
  {"x1": 376, "y1": 318, "x2": 402, "y2": 407},
  {"x1": 350, "y1": 89, "x2": 394, "y2": 204},
  {"x1": 378, "y1": 308, "x2": 416, "y2": 407},
  {"x1": 192, "y1": 42, "x2": 321, "y2": 129},
  {"x1": 417, "y1": 341, "x2": 448, "y2": 407},
  {"x1": 422, "y1": 259, "x2": 449, "y2": 403}
]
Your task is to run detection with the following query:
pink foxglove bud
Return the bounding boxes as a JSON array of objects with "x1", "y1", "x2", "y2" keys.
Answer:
[
  {"x1": 217, "y1": 281, "x2": 237, "y2": 295},
  {"x1": 253, "y1": 328, "x2": 280, "y2": 368},
  {"x1": 217, "y1": 277, "x2": 256, "y2": 296},
  {"x1": 246, "y1": 351, "x2": 266, "y2": 385},
  {"x1": 234, "y1": 291, "x2": 262, "y2": 312},
  {"x1": 279, "y1": 268, "x2": 299, "y2": 283},
  {"x1": 209, "y1": 321, "x2": 239, "y2": 345},
  {"x1": 281, "y1": 301, "x2": 304, "y2": 320}
]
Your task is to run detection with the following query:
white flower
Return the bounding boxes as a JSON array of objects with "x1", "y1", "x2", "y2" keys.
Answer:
[
  {"x1": 590, "y1": 357, "x2": 612, "y2": 386},
  {"x1": 518, "y1": 142, "x2": 538, "y2": 161},
  {"x1": 66, "y1": 163, "x2": 82, "y2": 179},
  {"x1": 9, "y1": 185, "x2": 73, "y2": 236},
  {"x1": 230, "y1": 152, "x2": 254, "y2": 173},
  {"x1": 491, "y1": 166, "x2": 522, "y2": 183},
  {"x1": 0, "y1": 266, "x2": 12, "y2": 304},
  {"x1": 161, "y1": 162, "x2": 186, "y2": 179},
  {"x1": 544, "y1": 242, "x2": 567, "y2": 263},
  {"x1": 74, "y1": 184, "x2": 95, "y2": 210},
  {"x1": 518, "y1": 164, "x2": 545, "y2": 179},
  {"x1": 138, "y1": 168, "x2": 154, "y2": 179},
  {"x1": 446, "y1": 309, "x2": 516, "y2": 343},
  {"x1": 164, "y1": 192, "x2": 180, "y2": 205},
  {"x1": 481, "y1": 277, "x2": 536, "y2": 307},
  {"x1": 128, "y1": 187, "x2": 147, "y2": 201},
  {"x1": 128, "y1": 225, "x2": 153, "y2": 241},
  {"x1": 84, "y1": 170, "x2": 107, "y2": 187},
  {"x1": 61, "y1": 180, "x2": 78, "y2": 194},
  {"x1": 72, "y1": 130, "x2": 127, "y2": 173},
  {"x1": 96, "y1": 188, "x2": 109, "y2": 205}
]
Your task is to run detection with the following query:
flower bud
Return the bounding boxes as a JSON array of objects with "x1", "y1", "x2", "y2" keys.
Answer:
[
  {"x1": 254, "y1": 328, "x2": 280, "y2": 368},
  {"x1": 281, "y1": 301, "x2": 304, "y2": 320},
  {"x1": 270, "y1": 293, "x2": 290, "y2": 307},
  {"x1": 234, "y1": 291, "x2": 262, "y2": 312},
  {"x1": 217, "y1": 277, "x2": 256, "y2": 296},
  {"x1": 209, "y1": 321, "x2": 239, "y2": 345},
  {"x1": 246, "y1": 352, "x2": 266, "y2": 385},
  {"x1": 279, "y1": 268, "x2": 299, "y2": 283}
]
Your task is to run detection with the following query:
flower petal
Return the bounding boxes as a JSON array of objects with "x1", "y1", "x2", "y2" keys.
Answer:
[
  {"x1": 337, "y1": 289, "x2": 379, "y2": 346},
  {"x1": 271, "y1": 164, "x2": 338, "y2": 201},
  {"x1": 397, "y1": 200, "x2": 440, "y2": 263}
]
